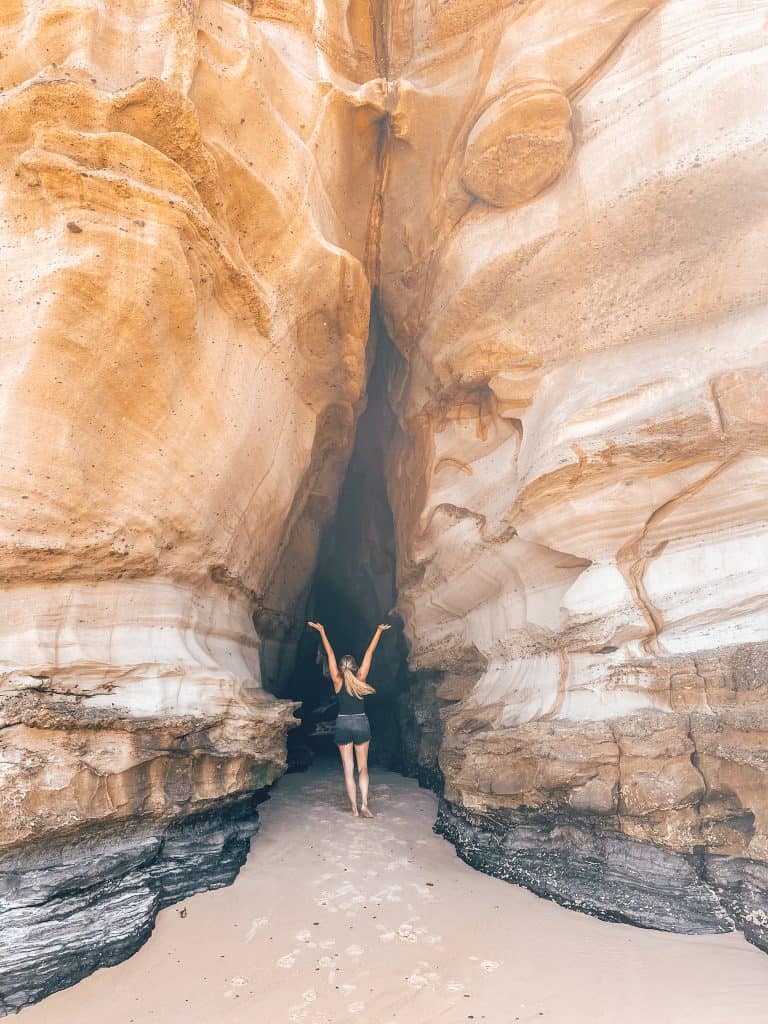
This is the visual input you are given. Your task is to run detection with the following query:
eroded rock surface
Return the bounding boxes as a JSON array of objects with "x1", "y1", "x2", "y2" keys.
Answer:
[
  {"x1": 0, "y1": 1, "x2": 384, "y2": 1010},
  {"x1": 383, "y1": 0, "x2": 768, "y2": 951},
  {"x1": 1, "y1": 0, "x2": 767, "y2": 1012}
]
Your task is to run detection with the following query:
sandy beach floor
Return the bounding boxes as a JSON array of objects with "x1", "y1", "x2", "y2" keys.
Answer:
[{"x1": 16, "y1": 759, "x2": 768, "y2": 1024}]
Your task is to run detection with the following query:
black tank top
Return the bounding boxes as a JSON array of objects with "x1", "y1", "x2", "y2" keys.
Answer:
[{"x1": 337, "y1": 685, "x2": 366, "y2": 715}]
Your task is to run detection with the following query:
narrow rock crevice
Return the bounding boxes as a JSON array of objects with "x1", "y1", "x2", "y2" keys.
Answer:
[{"x1": 276, "y1": 301, "x2": 412, "y2": 772}]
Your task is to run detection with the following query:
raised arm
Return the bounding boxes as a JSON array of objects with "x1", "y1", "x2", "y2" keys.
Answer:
[
  {"x1": 307, "y1": 622, "x2": 342, "y2": 690},
  {"x1": 358, "y1": 623, "x2": 391, "y2": 681}
]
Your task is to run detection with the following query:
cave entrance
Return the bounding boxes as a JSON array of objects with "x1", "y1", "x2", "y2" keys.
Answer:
[{"x1": 281, "y1": 302, "x2": 411, "y2": 772}]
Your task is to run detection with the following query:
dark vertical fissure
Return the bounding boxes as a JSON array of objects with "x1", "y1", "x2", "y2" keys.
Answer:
[
  {"x1": 274, "y1": 2, "x2": 409, "y2": 772},
  {"x1": 279, "y1": 300, "x2": 412, "y2": 771}
]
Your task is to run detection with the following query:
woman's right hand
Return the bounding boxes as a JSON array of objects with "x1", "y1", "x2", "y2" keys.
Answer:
[{"x1": 307, "y1": 621, "x2": 325, "y2": 633}]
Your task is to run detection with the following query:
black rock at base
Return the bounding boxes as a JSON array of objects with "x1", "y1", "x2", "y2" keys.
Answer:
[
  {"x1": 705, "y1": 855, "x2": 768, "y2": 953},
  {"x1": 434, "y1": 798, "x2": 767, "y2": 948},
  {"x1": 0, "y1": 795, "x2": 266, "y2": 1015}
]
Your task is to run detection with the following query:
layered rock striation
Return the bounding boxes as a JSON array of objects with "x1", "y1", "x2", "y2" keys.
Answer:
[
  {"x1": 1, "y1": 0, "x2": 767, "y2": 1012},
  {"x1": 382, "y1": 0, "x2": 768, "y2": 950},
  {"x1": 0, "y1": 1, "x2": 385, "y2": 1011}
]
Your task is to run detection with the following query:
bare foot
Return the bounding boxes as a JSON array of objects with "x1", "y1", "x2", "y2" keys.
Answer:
[
  {"x1": 350, "y1": 807, "x2": 359, "y2": 816},
  {"x1": 360, "y1": 806, "x2": 374, "y2": 818}
]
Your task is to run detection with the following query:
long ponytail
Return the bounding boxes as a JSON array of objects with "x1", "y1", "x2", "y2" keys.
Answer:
[{"x1": 339, "y1": 655, "x2": 375, "y2": 699}]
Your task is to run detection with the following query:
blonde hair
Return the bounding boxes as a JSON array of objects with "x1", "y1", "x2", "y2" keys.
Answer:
[{"x1": 339, "y1": 654, "x2": 375, "y2": 699}]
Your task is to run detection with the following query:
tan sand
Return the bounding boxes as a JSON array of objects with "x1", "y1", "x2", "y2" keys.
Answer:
[{"x1": 17, "y1": 760, "x2": 768, "y2": 1024}]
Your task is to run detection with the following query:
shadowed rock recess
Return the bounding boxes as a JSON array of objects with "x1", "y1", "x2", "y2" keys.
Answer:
[{"x1": 0, "y1": 0, "x2": 766, "y2": 1013}]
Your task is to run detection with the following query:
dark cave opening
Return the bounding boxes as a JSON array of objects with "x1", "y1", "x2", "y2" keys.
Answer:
[{"x1": 282, "y1": 301, "x2": 412, "y2": 772}]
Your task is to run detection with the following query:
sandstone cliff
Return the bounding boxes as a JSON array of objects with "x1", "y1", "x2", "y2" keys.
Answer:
[
  {"x1": 0, "y1": 1, "x2": 381, "y2": 1011},
  {"x1": 384, "y1": 0, "x2": 768, "y2": 953},
  {"x1": 1, "y1": 0, "x2": 766, "y2": 1013}
]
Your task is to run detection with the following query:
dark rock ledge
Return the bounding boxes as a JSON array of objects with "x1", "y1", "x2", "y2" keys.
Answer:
[
  {"x1": 0, "y1": 795, "x2": 267, "y2": 1016},
  {"x1": 435, "y1": 800, "x2": 768, "y2": 953}
]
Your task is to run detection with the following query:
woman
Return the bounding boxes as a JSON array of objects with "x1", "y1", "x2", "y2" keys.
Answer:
[{"x1": 307, "y1": 620, "x2": 390, "y2": 817}]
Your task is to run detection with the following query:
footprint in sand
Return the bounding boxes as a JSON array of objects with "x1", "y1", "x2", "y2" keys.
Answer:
[
  {"x1": 296, "y1": 929, "x2": 313, "y2": 943},
  {"x1": 374, "y1": 884, "x2": 402, "y2": 903},
  {"x1": 447, "y1": 980, "x2": 465, "y2": 992},
  {"x1": 318, "y1": 938, "x2": 336, "y2": 949},
  {"x1": 246, "y1": 917, "x2": 269, "y2": 941},
  {"x1": 481, "y1": 960, "x2": 501, "y2": 972},
  {"x1": 407, "y1": 973, "x2": 428, "y2": 989},
  {"x1": 348, "y1": 1002, "x2": 365, "y2": 1014},
  {"x1": 397, "y1": 923, "x2": 417, "y2": 942},
  {"x1": 411, "y1": 884, "x2": 435, "y2": 899},
  {"x1": 302, "y1": 989, "x2": 317, "y2": 1003},
  {"x1": 277, "y1": 953, "x2": 298, "y2": 968},
  {"x1": 407, "y1": 965, "x2": 440, "y2": 988},
  {"x1": 345, "y1": 944, "x2": 365, "y2": 958},
  {"x1": 228, "y1": 977, "x2": 247, "y2": 986}
]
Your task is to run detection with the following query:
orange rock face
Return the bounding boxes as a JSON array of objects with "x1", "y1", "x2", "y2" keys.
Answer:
[
  {"x1": 0, "y1": 1, "x2": 383, "y2": 854},
  {"x1": 382, "y1": 0, "x2": 768, "y2": 948},
  {"x1": 0, "y1": 5, "x2": 383, "y2": 1009},
  {"x1": 0, "y1": 0, "x2": 767, "y2": 1010}
]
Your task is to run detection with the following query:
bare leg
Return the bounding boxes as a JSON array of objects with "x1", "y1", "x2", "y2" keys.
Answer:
[
  {"x1": 354, "y1": 741, "x2": 373, "y2": 817},
  {"x1": 338, "y1": 743, "x2": 358, "y2": 815}
]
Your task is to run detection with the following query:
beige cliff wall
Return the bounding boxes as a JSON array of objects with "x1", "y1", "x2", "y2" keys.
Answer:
[
  {"x1": 0, "y1": 0, "x2": 391, "y2": 850},
  {"x1": 382, "y1": 0, "x2": 768, "y2": 942},
  {"x1": 0, "y1": 1, "x2": 397, "y2": 1011}
]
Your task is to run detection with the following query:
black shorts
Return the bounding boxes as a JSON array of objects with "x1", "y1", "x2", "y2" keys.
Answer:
[{"x1": 334, "y1": 713, "x2": 371, "y2": 746}]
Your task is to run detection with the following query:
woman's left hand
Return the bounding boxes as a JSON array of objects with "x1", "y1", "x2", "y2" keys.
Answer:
[{"x1": 377, "y1": 623, "x2": 392, "y2": 631}]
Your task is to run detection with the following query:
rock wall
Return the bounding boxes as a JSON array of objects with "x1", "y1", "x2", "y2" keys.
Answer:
[
  {"x1": 0, "y1": 2, "x2": 384, "y2": 1011},
  {"x1": 383, "y1": 0, "x2": 768, "y2": 950},
  {"x1": 1, "y1": 0, "x2": 767, "y2": 1011}
]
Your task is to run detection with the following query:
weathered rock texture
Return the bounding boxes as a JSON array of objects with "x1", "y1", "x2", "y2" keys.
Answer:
[
  {"x1": 382, "y1": 0, "x2": 768, "y2": 953},
  {"x1": 1, "y1": 0, "x2": 767, "y2": 1011},
  {"x1": 0, "y1": 0, "x2": 385, "y2": 1011},
  {"x1": 0, "y1": 791, "x2": 267, "y2": 1014}
]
